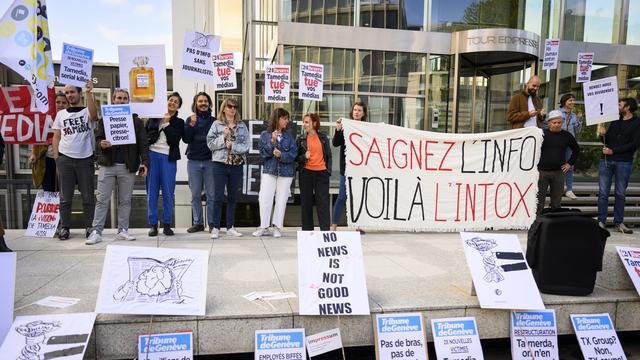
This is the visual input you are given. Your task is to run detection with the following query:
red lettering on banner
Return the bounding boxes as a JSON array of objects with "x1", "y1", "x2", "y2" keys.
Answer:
[
  {"x1": 348, "y1": 132, "x2": 364, "y2": 165},
  {"x1": 0, "y1": 86, "x2": 56, "y2": 144},
  {"x1": 36, "y1": 202, "x2": 60, "y2": 213},
  {"x1": 364, "y1": 137, "x2": 384, "y2": 166}
]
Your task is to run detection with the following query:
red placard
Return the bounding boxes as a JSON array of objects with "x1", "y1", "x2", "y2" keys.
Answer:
[{"x1": 0, "y1": 86, "x2": 56, "y2": 144}]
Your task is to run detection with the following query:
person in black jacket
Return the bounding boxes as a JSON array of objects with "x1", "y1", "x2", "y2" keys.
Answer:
[
  {"x1": 0, "y1": 132, "x2": 9, "y2": 252},
  {"x1": 145, "y1": 92, "x2": 185, "y2": 236}
]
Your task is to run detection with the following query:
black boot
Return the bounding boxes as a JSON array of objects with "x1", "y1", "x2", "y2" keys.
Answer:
[
  {"x1": 0, "y1": 235, "x2": 12, "y2": 252},
  {"x1": 163, "y1": 224, "x2": 174, "y2": 236},
  {"x1": 148, "y1": 224, "x2": 158, "y2": 237}
]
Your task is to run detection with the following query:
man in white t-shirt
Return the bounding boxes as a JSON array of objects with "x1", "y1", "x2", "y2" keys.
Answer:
[{"x1": 52, "y1": 81, "x2": 98, "y2": 240}]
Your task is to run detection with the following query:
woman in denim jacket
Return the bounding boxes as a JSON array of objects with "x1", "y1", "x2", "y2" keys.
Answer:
[
  {"x1": 206, "y1": 97, "x2": 249, "y2": 238},
  {"x1": 253, "y1": 108, "x2": 297, "y2": 238}
]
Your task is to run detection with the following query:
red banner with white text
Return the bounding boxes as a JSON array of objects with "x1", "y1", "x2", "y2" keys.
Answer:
[{"x1": 0, "y1": 86, "x2": 56, "y2": 144}]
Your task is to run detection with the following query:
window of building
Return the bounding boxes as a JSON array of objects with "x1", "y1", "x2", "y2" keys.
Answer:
[
  {"x1": 358, "y1": 95, "x2": 424, "y2": 129},
  {"x1": 282, "y1": 0, "x2": 354, "y2": 26},
  {"x1": 360, "y1": 0, "x2": 424, "y2": 31},
  {"x1": 627, "y1": 0, "x2": 640, "y2": 45},
  {"x1": 428, "y1": 55, "x2": 450, "y2": 133},
  {"x1": 284, "y1": 46, "x2": 356, "y2": 91},
  {"x1": 562, "y1": 0, "x2": 622, "y2": 44},
  {"x1": 431, "y1": 0, "x2": 525, "y2": 33},
  {"x1": 358, "y1": 50, "x2": 426, "y2": 95}
]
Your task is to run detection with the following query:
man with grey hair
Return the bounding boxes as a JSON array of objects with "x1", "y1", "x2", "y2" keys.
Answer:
[{"x1": 507, "y1": 75, "x2": 546, "y2": 129}]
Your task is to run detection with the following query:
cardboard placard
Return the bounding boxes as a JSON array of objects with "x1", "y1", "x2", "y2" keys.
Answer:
[
  {"x1": 616, "y1": 246, "x2": 640, "y2": 296},
  {"x1": 101, "y1": 104, "x2": 137, "y2": 145},
  {"x1": 511, "y1": 310, "x2": 559, "y2": 360},
  {"x1": 265, "y1": 65, "x2": 290, "y2": 103},
  {"x1": 375, "y1": 313, "x2": 428, "y2": 360},
  {"x1": 255, "y1": 329, "x2": 306, "y2": 360},
  {"x1": 25, "y1": 191, "x2": 60, "y2": 238},
  {"x1": 181, "y1": 31, "x2": 220, "y2": 82},
  {"x1": 570, "y1": 313, "x2": 626, "y2": 360},
  {"x1": 298, "y1": 62, "x2": 324, "y2": 101},
  {"x1": 0, "y1": 253, "x2": 16, "y2": 344},
  {"x1": 213, "y1": 52, "x2": 237, "y2": 90},
  {"x1": 431, "y1": 317, "x2": 484, "y2": 360},
  {"x1": 59, "y1": 43, "x2": 94, "y2": 87},
  {"x1": 583, "y1": 76, "x2": 619, "y2": 126},
  {"x1": 577, "y1": 52, "x2": 594, "y2": 83},
  {"x1": 542, "y1": 39, "x2": 560, "y2": 70},
  {"x1": 138, "y1": 331, "x2": 193, "y2": 360},
  {"x1": 118, "y1": 45, "x2": 168, "y2": 117}
]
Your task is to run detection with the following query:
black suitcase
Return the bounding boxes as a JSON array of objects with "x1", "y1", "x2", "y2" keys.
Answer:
[{"x1": 526, "y1": 209, "x2": 610, "y2": 296}]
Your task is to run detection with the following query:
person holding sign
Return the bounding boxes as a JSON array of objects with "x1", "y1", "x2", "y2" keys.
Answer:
[
  {"x1": 86, "y1": 89, "x2": 149, "y2": 245},
  {"x1": 331, "y1": 102, "x2": 367, "y2": 233},
  {"x1": 253, "y1": 108, "x2": 297, "y2": 238},
  {"x1": 597, "y1": 98, "x2": 640, "y2": 234},
  {"x1": 507, "y1": 75, "x2": 545, "y2": 129},
  {"x1": 52, "y1": 81, "x2": 98, "y2": 241},
  {"x1": 548, "y1": 93, "x2": 583, "y2": 199},
  {"x1": 206, "y1": 98, "x2": 249, "y2": 239},
  {"x1": 145, "y1": 92, "x2": 185, "y2": 236},
  {"x1": 296, "y1": 113, "x2": 332, "y2": 231}
]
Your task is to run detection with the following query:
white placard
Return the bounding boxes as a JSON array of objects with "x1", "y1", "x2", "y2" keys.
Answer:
[
  {"x1": 376, "y1": 313, "x2": 428, "y2": 360},
  {"x1": 542, "y1": 39, "x2": 560, "y2": 70},
  {"x1": 297, "y1": 231, "x2": 370, "y2": 316},
  {"x1": 461, "y1": 232, "x2": 544, "y2": 310},
  {"x1": 577, "y1": 52, "x2": 594, "y2": 83},
  {"x1": 95, "y1": 245, "x2": 209, "y2": 315},
  {"x1": 118, "y1": 45, "x2": 168, "y2": 117},
  {"x1": 101, "y1": 104, "x2": 136, "y2": 145},
  {"x1": 255, "y1": 328, "x2": 306, "y2": 360},
  {"x1": 265, "y1": 65, "x2": 290, "y2": 103},
  {"x1": 616, "y1": 246, "x2": 640, "y2": 296},
  {"x1": 34, "y1": 296, "x2": 81, "y2": 309},
  {"x1": 511, "y1": 310, "x2": 559, "y2": 360},
  {"x1": 213, "y1": 52, "x2": 237, "y2": 91},
  {"x1": 298, "y1": 62, "x2": 324, "y2": 101},
  {"x1": 25, "y1": 191, "x2": 60, "y2": 238},
  {"x1": 306, "y1": 328, "x2": 343, "y2": 357},
  {"x1": 59, "y1": 43, "x2": 94, "y2": 87},
  {"x1": 0, "y1": 312, "x2": 96, "y2": 360},
  {"x1": 0, "y1": 252, "x2": 16, "y2": 344},
  {"x1": 138, "y1": 331, "x2": 193, "y2": 360},
  {"x1": 583, "y1": 76, "x2": 620, "y2": 126},
  {"x1": 431, "y1": 317, "x2": 484, "y2": 360},
  {"x1": 181, "y1": 31, "x2": 220, "y2": 82},
  {"x1": 571, "y1": 314, "x2": 626, "y2": 360}
]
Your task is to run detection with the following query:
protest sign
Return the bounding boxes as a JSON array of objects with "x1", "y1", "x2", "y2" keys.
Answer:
[
  {"x1": 298, "y1": 231, "x2": 370, "y2": 316},
  {"x1": 375, "y1": 313, "x2": 428, "y2": 360},
  {"x1": 299, "y1": 62, "x2": 324, "y2": 101},
  {"x1": 101, "y1": 104, "x2": 136, "y2": 145},
  {"x1": 542, "y1": 39, "x2": 560, "y2": 70},
  {"x1": 138, "y1": 332, "x2": 193, "y2": 360},
  {"x1": 0, "y1": 312, "x2": 96, "y2": 360},
  {"x1": 0, "y1": 86, "x2": 56, "y2": 144},
  {"x1": 25, "y1": 191, "x2": 60, "y2": 238},
  {"x1": 431, "y1": 317, "x2": 484, "y2": 360},
  {"x1": 0, "y1": 253, "x2": 16, "y2": 344},
  {"x1": 343, "y1": 120, "x2": 542, "y2": 231},
  {"x1": 118, "y1": 45, "x2": 168, "y2": 117},
  {"x1": 255, "y1": 329, "x2": 306, "y2": 360},
  {"x1": 461, "y1": 232, "x2": 544, "y2": 310},
  {"x1": 577, "y1": 52, "x2": 594, "y2": 83},
  {"x1": 265, "y1": 65, "x2": 290, "y2": 103},
  {"x1": 616, "y1": 246, "x2": 640, "y2": 296},
  {"x1": 305, "y1": 328, "x2": 343, "y2": 358},
  {"x1": 213, "y1": 52, "x2": 238, "y2": 90},
  {"x1": 95, "y1": 245, "x2": 209, "y2": 315},
  {"x1": 583, "y1": 76, "x2": 619, "y2": 126},
  {"x1": 570, "y1": 314, "x2": 626, "y2": 360},
  {"x1": 511, "y1": 310, "x2": 559, "y2": 360},
  {"x1": 182, "y1": 31, "x2": 220, "y2": 82},
  {"x1": 59, "y1": 43, "x2": 94, "y2": 87}
]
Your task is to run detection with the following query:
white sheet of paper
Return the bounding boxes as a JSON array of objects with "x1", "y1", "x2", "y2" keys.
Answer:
[
  {"x1": 264, "y1": 65, "x2": 290, "y2": 103},
  {"x1": 181, "y1": 31, "x2": 219, "y2": 82},
  {"x1": 118, "y1": 45, "x2": 168, "y2": 117},
  {"x1": 306, "y1": 328, "x2": 342, "y2": 357},
  {"x1": 101, "y1": 105, "x2": 137, "y2": 145},
  {"x1": 34, "y1": 296, "x2": 81, "y2": 309},
  {"x1": 431, "y1": 317, "x2": 484, "y2": 360},
  {"x1": 583, "y1": 76, "x2": 620, "y2": 126},
  {"x1": 213, "y1": 52, "x2": 237, "y2": 90},
  {"x1": 376, "y1": 313, "x2": 428, "y2": 360},
  {"x1": 542, "y1": 39, "x2": 559, "y2": 70},
  {"x1": 59, "y1": 43, "x2": 94, "y2": 87},
  {"x1": 616, "y1": 246, "x2": 640, "y2": 297},
  {"x1": 511, "y1": 310, "x2": 559, "y2": 360},
  {"x1": 255, "y1": 329, "x2": 306, "y2": 360},
  {"x1": 576, "y1": 52, "x2": 594, "y2": 83},
  {"x1": 298, "y1": 62, "x2": 324, "y2": 101},
  {"x1": 24, "y1": 191, "x2": 60, "y2": 238},
  {"x1": 571, "y1": 314, "x2": 626, "y2": 360},
  {"x1": 138, "y1": 331, "x2": 193, "y2": 360},
  {"x1": 0, "y1": 252, "x2": 16, "y2": 344}
]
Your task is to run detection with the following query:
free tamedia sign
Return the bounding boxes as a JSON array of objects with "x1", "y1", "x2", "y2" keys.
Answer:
[{"x1": 343, "y1": 120, "x2": 543, "y2": 231}]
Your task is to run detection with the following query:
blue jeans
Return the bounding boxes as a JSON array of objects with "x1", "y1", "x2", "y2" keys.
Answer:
[
  {"x1": 146, "y1": 151, "x2": 177, "y2": 225},
  {"x1": 332, "y1": 175, "x2": 347, "y2": 225},
  {"x1": 598, "y1": 159, "x2": 633, "y2": 225},
  {"x1": 564, "y1": 148, "x2": 574, "y2": 192},
  {"x1": 188, "y1": 160, "x2": 215, "y2": 226},
  {"x1": 212, "y1": 162, "x2": 243, "y2": 229}
]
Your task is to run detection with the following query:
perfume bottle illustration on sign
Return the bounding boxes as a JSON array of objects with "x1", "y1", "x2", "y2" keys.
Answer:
[{"x1": 129, "y1": 56, "x2": 155, "y2": 103}]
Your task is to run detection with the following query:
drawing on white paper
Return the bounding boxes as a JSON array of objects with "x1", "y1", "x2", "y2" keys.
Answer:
[
  {"x1": 16, "y1": 320, "x2": 61, "y2": 360},
  {"x1": 465, "y1": 236, "x2": 528, "y2": 286},
  {"x1": 191, "y1": 32, "x2": 217, "y2": 49}
]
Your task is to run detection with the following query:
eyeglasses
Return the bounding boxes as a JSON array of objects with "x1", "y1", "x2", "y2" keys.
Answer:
[{"x1": 227, "y1": 104, "x2": 238, "y2": 109}]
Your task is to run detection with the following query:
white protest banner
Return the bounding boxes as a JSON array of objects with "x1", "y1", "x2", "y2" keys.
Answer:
[
  {"x1": 59, "y1": 43, "x2": 94, "y2": 87},
  {"x1": 542, "y1": 39, "x2": 560, "y2": 70},
  {"x1": 583, "y1": 76, "x2": 619, "y2": 126},
  {"x1": 306, "y1": 328, "x2": 343, "y2": 358},
  {"x1": 571, "y1": 314, "x2": 626, "y2": 360},
  {"x1": 213, "y1": 52, "x2": 237, "y2": 90},
  {"x1": 265, "y1": 65, "x2": 290, "y2": 103},
  {"x1": 181, "y1": 31, "x2": 220, "y2": 82},
  {"x1": 25, "y1": 191, "x2": 60, "y2": 238},
  {"x1": 255, "y1": 329, "x2": 305, "y2": 360},
  {"x1": 299, "y1": 62, "x2": 324, "y2": 101},
  {"x1": 577, "y1": 52, "x2": 594, "y2": 83},
  {"x1": 0, "y1": 312, "x2": 96, "y2": 360},
  {"x1": 431, "y1": 317, "x2": 484, "y2": 360},
  {"x1": 511, "y1": 310, "x2": 559, "y2": 360},
  {"x1": 101, "y1": 104, "x2": 136, "y2": 145},
  {"x1": 298, "y1": 231, "x2": 370, "y2": 315},
  {"x1": 0, "y1": 253, "x2": 16, "y2": 344},
  {"x1": 616, "y1": 246, "x2": 640, "y2": 296},
  {"x1": 375, "y1": 313, "x2": 428, "y2": 360},
  {"x1": 461, "y1": 232, "x2": 544, "y2": 310},
  {"x1": 118, "y1": 45, "x2": 168, "y2": 117},
  {"x1": 138, "y1": 331, "x2": 193, "y2": 360},
  {"x1": 95, "y1": 245, "x2": 208, "y2": 315},
  {"x1": 343, "y1": 120, "x2": 542, "y2": 232}
]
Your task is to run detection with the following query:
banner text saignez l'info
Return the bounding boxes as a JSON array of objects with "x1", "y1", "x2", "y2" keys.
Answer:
[
  {"x1": 0, "y1": 86, "x2": 56, "y2": 144},
  {"x1": 343, "y1": 120, "x2": 543, "y2": 232}
]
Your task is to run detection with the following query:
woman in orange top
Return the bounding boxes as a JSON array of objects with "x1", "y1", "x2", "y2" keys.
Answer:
[{"x1": 296, "y1": 113, "x2": 332, "y2": 230}]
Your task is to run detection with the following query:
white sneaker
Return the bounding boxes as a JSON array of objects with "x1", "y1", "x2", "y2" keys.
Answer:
[
  {"x1": 86, "y1": 230, "x2": 102, "y2": 245},
  {"x1": 227, "y1": 227, "x2": 243, "y2": 237},
  {"x1": 564, "y1": 191, "x2": 577, "y2": 199},
  {"x1": 210, "y1": 228, "x2": 219, "y2": 239},
  {"x1": 115, "y1": 230, "x2": 136, "y2": 241},
  {"x1": 272, "y1": 228, "x2": 282, "y2": 238},
  {"x1": 252, "y1": 227, "x2": 269, "y2": 237}
]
